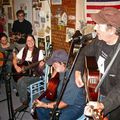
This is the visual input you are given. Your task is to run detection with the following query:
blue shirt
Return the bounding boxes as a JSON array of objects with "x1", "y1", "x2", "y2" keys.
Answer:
[{"x1": 57, "y1": 70, "x2": 86, "y2": 106}]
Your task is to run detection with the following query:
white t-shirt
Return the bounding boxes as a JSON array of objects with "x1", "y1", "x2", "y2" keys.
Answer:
[{"x1": 17, "y1": 47, "x2": 44, "y2": 62}]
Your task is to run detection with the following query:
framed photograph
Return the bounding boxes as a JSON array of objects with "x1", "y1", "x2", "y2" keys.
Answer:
[
  {"x1": 2, "y1": 0, "x2": 10, "y2": 5},
  {"x1": 8, "y1": 7, "x2": 12, "y2": 19},
  {"x1": 0, "y1": 0, "x2": 2, "y2": 6},
  {"x1": 38, "y1": 38, "x2": 45, "y2": 50},
  {"x1": 66, "y1": 27, "x2": 75, "y2": 42},
  {"x1": 8, "y1": 23, "x2": 12, "y2": 36},
  {"x1": 46, "y1": 36, "x2": 50, "y2": 43},
  {"x1": 52, "y1": 0, "x2": 62, "y2": 5}
]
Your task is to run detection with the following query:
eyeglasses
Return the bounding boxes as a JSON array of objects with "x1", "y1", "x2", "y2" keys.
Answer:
[{"x1": 18, "y1": 14, "x2": 24, "y2": 17}]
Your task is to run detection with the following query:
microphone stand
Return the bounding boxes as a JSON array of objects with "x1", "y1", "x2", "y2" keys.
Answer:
[
  {"x1": 50, "y1": 37, "x2": 84, "y2": 120},
  {"x1": 0, "y1": 51, "x2": 15, "y2": 120}
]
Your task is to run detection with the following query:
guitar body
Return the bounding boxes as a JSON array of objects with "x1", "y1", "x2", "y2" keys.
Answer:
[
  {"x1": 45, "y1": 72, "x2": 59, "y2": 101},
  {"x1": 10, "y1": 32, "x2": 26, "y2": 44},
  {"x1": 0, "y1": 52, "x2": 5, "y2": 67},
  {"x1": 84, "y1": 56, "x2": 101, "y2": 101},
  {"x1": 12, "y1": 61, "x2": 33, "y2": 82},
  {"x1": 31, "y1": 72, "x2": 59, "y2": 119}
]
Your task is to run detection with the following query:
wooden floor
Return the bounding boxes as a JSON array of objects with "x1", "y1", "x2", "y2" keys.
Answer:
[{"x1": 0, "y1": 82, "x2": 33, "y2": 120}]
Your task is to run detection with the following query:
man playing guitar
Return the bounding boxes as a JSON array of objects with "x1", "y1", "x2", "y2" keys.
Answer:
[
  {"x1": 33, "y1": 49, "x2": 86, "y2": 120},
  {"x1": 75, "y1": 7, "x2": 120, "y2": 120},
  {"x1": 11, "y1": 10, "x2": 32, "y2": 51}
]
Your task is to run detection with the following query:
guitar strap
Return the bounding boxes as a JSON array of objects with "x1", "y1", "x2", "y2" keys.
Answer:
[
  {"x1": 95, "y1": 41, "x2": 120, "y2": 92},
  {"x1": 22, "y1": 47, "x2": 28, "y2": 62},
  {"x1": 22, "y1": 47, "x2": 39, "y2": 63}
]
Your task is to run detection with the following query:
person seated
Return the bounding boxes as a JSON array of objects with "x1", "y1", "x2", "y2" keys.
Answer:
[
  {"x1": 12, "y1": 34, "x2": 45, "y2": 111},
  {"x1": 11, "y1": 10, "x2": 33, "y2": 51},
  {"x1": 32, "y1": 49, "x2": 86, "y2": 120},
  {"x1": 0, "y1": 33, "x2": 15, "y2": 81}
]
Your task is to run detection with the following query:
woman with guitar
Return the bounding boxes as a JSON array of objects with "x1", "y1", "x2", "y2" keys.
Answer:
[
  {"x1": 12, "y1": 34, "x2": 45, "y2": 111},
  {"x1": 33, "y1": 49, "x2": 86, "y2": 120},
  {"x1": 74, "y1": 7, "x2": 120, "y2": 120},
  {"x1": 0, "y1": 33, "x2": 15, "y2": 81}
]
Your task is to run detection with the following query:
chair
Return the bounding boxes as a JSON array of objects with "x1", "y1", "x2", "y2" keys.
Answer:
[
  {"x1": 27, "y1": 76, "x2": 45, "y2": 108},
  {"x1": 27, "y1": 64, "x2": 50, "y2": 108}
]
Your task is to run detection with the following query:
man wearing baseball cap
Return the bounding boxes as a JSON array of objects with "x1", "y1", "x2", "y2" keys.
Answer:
[
  {"x1": 33, "y1": 49, "x2": 86, "y2": 120},
  {"x1": 74, "y1": 7, "x2": 120, "y2": 120}
]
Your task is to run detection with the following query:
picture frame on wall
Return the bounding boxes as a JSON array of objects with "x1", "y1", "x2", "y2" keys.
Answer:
[
  {"x1": 8, "y1": 23, "x2": 12, "y2": 36},
  {"x1": 46, "y1": 36, "x2": 50, "y2": 43},
  {"x1": 0, "y1": 0, "x2": 2, "y2": 6},
  {"x1": 2, "y1": 0, "x2": 10, "y2": 5},
  {"x1": 52, "y1": 0, "x2": 62, "y2": 5},
  {"x1": 8, "y1": 7, "x2": 12, "y2": 19},
  {"x1": 38, "y1": 38, "x2": 45, "y2": 50}
]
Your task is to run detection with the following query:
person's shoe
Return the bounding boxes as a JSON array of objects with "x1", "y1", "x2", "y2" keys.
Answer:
[
  {"x1": 14, "y1": 103, "x2": 28, "y2": 113},
  {"x1": 14, "y1": 104, "x2": 28, "y2": 113},
  {"x1": 16, "y1": 92, "x2": 19, "y2": 97}
]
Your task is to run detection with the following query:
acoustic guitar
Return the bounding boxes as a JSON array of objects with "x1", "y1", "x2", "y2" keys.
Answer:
[
  {"x1": 12, "y1": 60, "x2": 44, "y2": 82},
  {"x1": 31, "y1": 72, "x2": 59, "y2": 119},
  {"x1": 0, "y1": 52, "x2": 5, "y2": 67},
  {"x1": 84, "y1": 56, "x2": 108, "y2": 120},
  {"x1": 10, "y1": 32, "x2": 26, "y2": 43},
  {"x1": 84, "y1": 56, "x2": 100, "y2": 101}
]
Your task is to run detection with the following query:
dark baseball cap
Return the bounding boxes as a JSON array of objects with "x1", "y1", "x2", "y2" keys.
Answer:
[
  {"x1": 46, "y1": 49, "x2": 68, "y2": 65},
  {"x1": 91, "y1": 7, "x2": 120, "y2": 28}
]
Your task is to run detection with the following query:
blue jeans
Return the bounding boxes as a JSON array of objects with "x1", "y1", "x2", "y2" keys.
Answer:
[{"x1": 36, "y1": 98, "x2": 85, "y2": 120}]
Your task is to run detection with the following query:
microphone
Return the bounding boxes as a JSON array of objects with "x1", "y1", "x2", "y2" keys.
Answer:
[{"x1": 73, "y1": 32, "x2": 97, "y2": 42}]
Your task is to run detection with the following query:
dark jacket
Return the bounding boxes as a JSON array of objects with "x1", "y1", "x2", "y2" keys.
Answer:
[
  {"x1": 12, "y1": 19, "x2": 32, "y2": 44},
  {"x1": 74, "y1": 37, "x2": 120, "y2": 118},
  {"x1": 12, "y1": 19, "x2": 32, "y2": 34}
]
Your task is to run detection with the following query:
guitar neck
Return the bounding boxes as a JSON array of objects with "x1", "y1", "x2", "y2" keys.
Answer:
[
  {"x1": 24, "y1": 61, "x2": 40, "y2": 71},
  {"x1": 10, "y1": 33, "x2": 26, "y2": 42}
]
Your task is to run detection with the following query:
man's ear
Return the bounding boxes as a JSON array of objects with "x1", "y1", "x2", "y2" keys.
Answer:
[{"x1": 110, "y1": 27, "x2": 116, "y2": 35}]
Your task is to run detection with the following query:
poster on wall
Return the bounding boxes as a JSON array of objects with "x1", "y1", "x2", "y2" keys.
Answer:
[
  {"x1": 52, "y1": 0, "x2": 62, "y2": 5},
  {"x1": 8, "y1": 7, "x2": 12, "y2": 19},
  {"x1": 2, "y1": 0, "x2": 10, "y2": 5},
  {"x1": 66, "y1": 27, "x2": 75, "y2": 42},
  {"x1": 0, "y1": 0, "x2": 2, "y2": 5},
  {"x1": 38, "y1": 38, "x2": 45, "y2": 50},
  {"x1": 8, "y1": 23, "x2": 12, "y2": 36}
]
